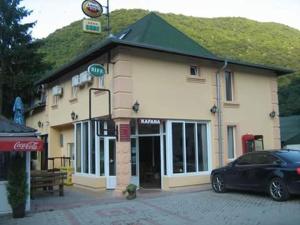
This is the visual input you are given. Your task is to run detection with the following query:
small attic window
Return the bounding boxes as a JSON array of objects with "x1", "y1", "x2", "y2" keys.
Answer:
[
  {"x1": 190, "y1": 66, "x2": 199, "y2": 76},
  {"x1": 118, "y1": 29, "x2": 131, "y2": 40}
]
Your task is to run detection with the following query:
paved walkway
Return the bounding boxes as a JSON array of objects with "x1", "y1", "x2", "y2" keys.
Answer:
[{"x1": 1, "y1": 186, "x2": 300, "y2": 225}]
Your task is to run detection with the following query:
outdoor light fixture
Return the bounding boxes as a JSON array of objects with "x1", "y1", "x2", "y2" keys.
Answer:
[
  {"x1": 210, "y1": 105, "x2": 218, "y2": 114},
  {"x1": 269, "y1": 110, "x2": 276, "y2": 118},
  {"x1": 37, "y1": 121, "x2": 43, "y2": 128},
  {"x1": 132, "y1": 101, "x2": 140, "y2": 113},
  {"x1": 71, "y1": 111, "x2": 78, "y2": 120}
]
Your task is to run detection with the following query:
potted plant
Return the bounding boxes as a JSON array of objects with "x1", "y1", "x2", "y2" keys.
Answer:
[
  {"x1": 6, "y1": 154, "x2": 28, "y2": 218},
  {"x1": 123, "y1": 184, "x2": 137, "y2": 200}
]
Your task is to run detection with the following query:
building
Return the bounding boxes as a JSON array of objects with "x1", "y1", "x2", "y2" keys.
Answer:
[
  {"x1": 280, "y1": 115, "x2": 300, "y2": 150},
  {"x1": 26, "y1": 13, "x2": 292, "y2": 193}
]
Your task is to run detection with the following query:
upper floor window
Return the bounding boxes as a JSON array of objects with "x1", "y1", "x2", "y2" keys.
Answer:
[
  {"x1": 227, "y1": 125, "x2": 236, "y2": 160},
  {"x1": 225, "y1": 71, "x2": 234, "y2": 101},
  {"x1": 190, "y1": 66, "x2": 199, "y2": 76}
]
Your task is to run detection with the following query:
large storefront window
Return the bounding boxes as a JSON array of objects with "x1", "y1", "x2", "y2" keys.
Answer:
[
  {"x1": 0, "y1": 153, "x2": 10, "y2": 181},
  {"x1": 171, "y1": 121, "x2": 209, "y2": 174},
  {"x1": 75, "y1": 121, "x2": 112, "y2": 176}
]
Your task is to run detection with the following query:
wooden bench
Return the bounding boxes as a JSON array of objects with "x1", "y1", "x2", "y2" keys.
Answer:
[{"x1": 31, "y1": 170, "x2": 67, "y2": 197}]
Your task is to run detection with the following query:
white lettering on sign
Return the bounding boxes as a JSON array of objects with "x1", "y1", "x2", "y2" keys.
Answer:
[
  {"x1": 140, "y1": 119, "x2": 161, "y2": 125},
  {"x1": 14, "y1": 141, "x2": 39, "y2": 151}
]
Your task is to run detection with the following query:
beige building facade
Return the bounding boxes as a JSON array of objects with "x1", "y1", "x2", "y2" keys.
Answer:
[{"x1": 26, "y1": 13, "x2": 291, "y2": 192}]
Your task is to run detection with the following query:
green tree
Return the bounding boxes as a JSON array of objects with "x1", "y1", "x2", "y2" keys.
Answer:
[{"x1": 0, "y1": 0, "x2": 50, "y2": 117}]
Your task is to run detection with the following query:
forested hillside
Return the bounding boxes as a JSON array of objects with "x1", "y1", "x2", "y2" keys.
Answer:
[{"x1": 38, "y1": 9, "x2": 300, "y2": 116}]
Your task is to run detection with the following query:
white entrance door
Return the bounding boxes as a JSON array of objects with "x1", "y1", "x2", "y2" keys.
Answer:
[{"x1": 105, "y1": 137, "x2": 116, "y2": 189}]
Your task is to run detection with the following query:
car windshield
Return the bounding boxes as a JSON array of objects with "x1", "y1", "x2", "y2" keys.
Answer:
[{"x1": 276, "y1": 150, "x2": 300, "y2": 163}]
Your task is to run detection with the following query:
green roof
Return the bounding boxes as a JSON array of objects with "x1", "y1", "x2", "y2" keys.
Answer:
[
  {"x1": 115, "y1": 13, "x2": 216, "y2": 59},
  {"x1": 37, "y1": 13, "x2": 294, "y2": 85}
]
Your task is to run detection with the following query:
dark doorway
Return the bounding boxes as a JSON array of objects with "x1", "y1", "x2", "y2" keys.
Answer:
[{"x1": 139, "y1": 136, "x2": 161, "y2": 188}]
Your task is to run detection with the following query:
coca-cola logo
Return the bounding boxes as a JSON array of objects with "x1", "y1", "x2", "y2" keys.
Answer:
[{"x1": 14, "y1": 141, "x2": 39, "y2": 151}]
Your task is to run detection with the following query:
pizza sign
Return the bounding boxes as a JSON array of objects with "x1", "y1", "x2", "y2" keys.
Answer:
[{"x1": 82, "y1": 0, "x2": 103, "y2": 18}]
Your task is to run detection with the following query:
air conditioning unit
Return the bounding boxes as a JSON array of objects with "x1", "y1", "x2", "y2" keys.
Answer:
[
  {"x1": 72, "y1": 75, "x2": 80, "y2": 87},
  {"x1": 52, "y1": 86, "x2": 63, "y2": 96},
  {"x1": 79, "y1": 71, "x2": 92, "y2": 85}
]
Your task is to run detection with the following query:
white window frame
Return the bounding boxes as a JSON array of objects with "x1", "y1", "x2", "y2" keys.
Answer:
[
  {"x1": 227, "y1": 125, "x2": 236, "y2": 160},
  {"x1": 166, "y1": 120, "x2": 212, "y2": 177}
]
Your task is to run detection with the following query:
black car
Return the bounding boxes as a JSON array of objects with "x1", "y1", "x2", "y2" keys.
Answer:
[{"x1": 211, "y1": 149, "x2": 300, "y2": 201}]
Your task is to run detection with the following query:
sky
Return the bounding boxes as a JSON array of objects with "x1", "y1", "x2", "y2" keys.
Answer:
[{"x1": 22, "y1": 0, "x2": 300, "y2": 39}]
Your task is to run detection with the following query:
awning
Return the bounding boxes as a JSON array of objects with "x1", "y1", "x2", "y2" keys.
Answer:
[{"x1": 0, "y1": 137, "x2": 43, "y2": 152}]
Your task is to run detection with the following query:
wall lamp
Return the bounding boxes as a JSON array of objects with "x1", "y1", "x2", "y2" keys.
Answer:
[
  {"x1": 210, "y1": 105, "x2": 218, "y2": 114},
  {"x1": 37, "y1": 121, "x2": 43, "y2": 128},
  {"x1": 71, "y1": 111, "x2": 78, "y2": 121},
  {"x1": 132, "y1": 101, "x2": 140, "y2": 113},
  {"x1": 269, "y1": 110, "x2": 276, "y2": 118}
]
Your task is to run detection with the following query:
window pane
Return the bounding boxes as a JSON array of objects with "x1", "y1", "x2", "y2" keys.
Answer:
[
  {"x1": 164, "y1": 135, "x2": 167, "y2": 175},
  {"x1": 90, "y1": 122, "x2": 96, "y2": 174},
  {"x1": 109, "y1": 139, "x2": 116, "y2": 176},
  {"x1": 0, "y1": 153, "x2": 10, "y2": 181},
  {"x1": 172, "y1": 123, "x2": 184, "y2": 173},
  {"x1": 138, "y1": 124, "x2": 160, "y2": 134},
  {"x1": 198, "y1": 124, "x2": 208, "y2": 171},
  {"x1": 82, "y1": 122, "x2": 89, "y2": 173},
  {"x1": 131, "y1": 138, "x2": 137, "y2": 176},
  {"x1": 76, "y1": 123, "x2": 81, "y2": 173},
  {"x1": 186, "y1": 123, "x2": 196, "y2": 172},
  {"x1": 227, "y1": 126, "x2": 235, "y2": 159},
  {"x1": 99, "y1": 138, "x2": 105, "y2": 176},
  {"x1": 225, "y1": 71, "x2": 233, "y2": 101}
]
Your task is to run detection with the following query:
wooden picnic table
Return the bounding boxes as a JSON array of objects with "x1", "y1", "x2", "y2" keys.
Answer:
[{"x1": 31, "y1": 170, "x2": 67, "y2": 197}]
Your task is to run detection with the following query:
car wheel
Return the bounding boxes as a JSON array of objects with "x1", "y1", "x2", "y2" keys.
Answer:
[
  {"x1": 212, "y1": 174, "x2": 227, "y2": 193},
  {"x1": 268, "y1": 177, "x2": 290, "y2": 201}
]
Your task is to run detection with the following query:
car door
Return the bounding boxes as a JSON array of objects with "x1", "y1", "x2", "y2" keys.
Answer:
[
  {"x1": 246, "y1": 153, "x2": 281, "y2": 190},
  {"x1": 225, "y1": 154, "x2": 254, "y2": 189}
]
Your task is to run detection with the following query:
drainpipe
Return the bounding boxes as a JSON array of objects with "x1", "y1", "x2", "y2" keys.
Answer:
[{"x1": 216, "y1": 60, "x2": 228, "y2": 167}]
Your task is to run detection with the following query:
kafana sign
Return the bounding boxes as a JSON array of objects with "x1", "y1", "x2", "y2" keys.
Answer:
[
  {"x1": 82, "y1": 0, "x2": 103, "y2": 18},
  {"x1": 0, "y1": 138, "x2": 43, "y2": 152},
  {"x1": 139, "y1": 119, "x2": 161, "y2": 125}
]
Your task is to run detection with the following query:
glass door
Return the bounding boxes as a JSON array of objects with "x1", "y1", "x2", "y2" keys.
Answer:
[
  {"x1": 105, "y1": 137, "x2": 116, "y2": 189},
  {"x1": 130, "y1": 138, "x2": 140, "y2": 187}
]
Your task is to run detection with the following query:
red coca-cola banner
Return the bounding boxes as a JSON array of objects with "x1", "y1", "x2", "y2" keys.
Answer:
[{"x1": 0, "y1": 137, "x2": 43, "y2": 152}]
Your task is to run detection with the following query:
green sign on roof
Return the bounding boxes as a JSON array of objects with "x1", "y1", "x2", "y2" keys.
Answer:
[{"x1": 87, "y1": 64, "x2": 105, "y2": 77}]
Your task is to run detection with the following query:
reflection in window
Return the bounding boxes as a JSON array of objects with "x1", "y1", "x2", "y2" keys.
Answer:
[
  {"x1": 82, "y1": 122, "x2": 89, "y2": 173},
  {"x1": 100, "y1": 138, "x2": 105, "y2": 176},
  {"x1": 90, "y1": 122, "x2": 95, "y2": 174},
  {"x1": 172, "y1": 123, "x2": 184, "y2": 173},
  {"x1": 76, "y1": 123, "x2": 81, "y2": 172},
  {"x1": 131, "y1": 138, "x2": 137, "y2": 176},
  {"x1": 227, "y1": 126, "x2": 236, "y2": 159},
  {"x1": 198, "y1": 124, "x2": 208, "y2": 171},
  {"x1": 186, "y1": 123, "x2": 196, "y2": 172},
  {"x1": 225, "y1": 71, "x2": 233, "y2": 101}
]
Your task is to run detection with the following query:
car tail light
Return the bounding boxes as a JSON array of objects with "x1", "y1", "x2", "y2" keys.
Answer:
[{"x1": 297, "y1": 168, "x2": 300, "y2": 175}]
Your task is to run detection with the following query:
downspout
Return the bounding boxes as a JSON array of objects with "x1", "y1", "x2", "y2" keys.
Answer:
[{"x1": 216, "y1": 60, "x2": 228, "y2": 167}]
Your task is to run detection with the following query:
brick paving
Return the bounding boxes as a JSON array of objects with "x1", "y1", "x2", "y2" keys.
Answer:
[{"x1": 1, "y1": 187, "x2": 300, "y2": 225}]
